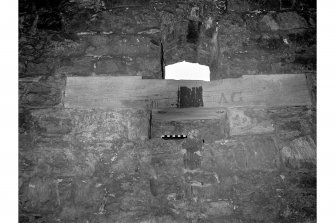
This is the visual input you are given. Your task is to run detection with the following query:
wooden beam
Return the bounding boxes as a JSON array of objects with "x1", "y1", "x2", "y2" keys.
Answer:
[
  {"x1": 64, "y1": 74, "x2": 311, "y2": 110},
  {"x1": 152, "y1": 107, "x2": 227, "y2": 121},
  {"x1": 152, "y1": 107, "x2": 275, "y2": 137},
  {"x1": 203, "y1": 74, "x2": 311, "y2": 108}
]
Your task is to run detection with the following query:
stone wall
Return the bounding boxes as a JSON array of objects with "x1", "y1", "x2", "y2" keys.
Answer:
[
  {"x1": 19, "y1": 0, "x2": 316, "y2": 80},
  {"x1": 19, "y1": 105, "x2": 316, "y2": 222},
  {"x1": 19, "y1": 0, "x2": 316, "y2": 222}
]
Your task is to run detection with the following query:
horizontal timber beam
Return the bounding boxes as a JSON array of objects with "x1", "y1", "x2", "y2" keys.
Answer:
[{"x1": 64, "y1": 74, "x2": 311, "y2": 110}]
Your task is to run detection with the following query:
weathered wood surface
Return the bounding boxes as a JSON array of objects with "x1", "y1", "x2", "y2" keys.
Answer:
[
  {"x1": 152, "y1": 107, "x2": 227, "y2": 121},
  {"x1": 151, "y1": 118, "x2": 229, "y2": 141},
  {"x1": 151, "y1": 108, "x2": 229, "y2": 141},
  {"x1": 152, "y1": 107, "x2": 275, "y2": 137},
  {"x1": 64, "y1": 74, "x2": 311, "y2": 109},
  {"x1": 65, "y1": 76, "x2": 180, "y2": 109}
]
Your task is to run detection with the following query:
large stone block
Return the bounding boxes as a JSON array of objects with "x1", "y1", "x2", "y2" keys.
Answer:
[
  {"x1": 31, "y1": 108, "x2": 151, "y2": 143},
  {"x1": 19, "y1": 75, "x2": 66, "y2": 108},
  {"x1": 47, "y1": 38, "x2": 88, "y2": 58},
  {"x1": 70, "y1": 178, "x2": 106, "y2": 206},
  {"x1": 31, "y1": 112, "x2": 73, "y2": 136},
  {"x1": 20, "y1": 177, "x2": 57, "y2": 212},
  {"x1": 71, "y1": 109, "x2": 151, "y2": 142},
  {"x1": 25, "y1": 58, "x2": 60, "y2": 75},
  {"x1": 228, "y1": 0, "x2": 254, "y2": 12},
  {"x1": 95, "y1": 58, "x2": 120, "y2": 74},
  {"x1": 276, "y1": 12, "x2": 308, "y2": 30},
  {"x1": 228, "y1": 0, "x2": 296, "y2": 11},
  {"x1": 160, "y1": 11, "x2": 188, "y2": 45},
  {"x1": 136, "y1": 56, "x2": 162, "y2": 79},
  {"x1": 20, "y1": 139, "x2": 138, "y2": 179},
  {"x1": 215, "y1": 47, "x2": 315, "y2": 79},
  {"x1": 202, "y1": 135, "x2": 279, "y2": 173},
  {"x1": 19, "y1": 109, "x2": 35, "y2": 134},
  {"x1": 36, "y1": 145, "x2": 80, "y2": 177},
  {"x1": 268, "y1": 106, "x2": 314, "y2": 138},
  {"x1": 279, "y1": 136, "x2": 316, "y2": 169},
  {"x1": 203, "y1": 200, "x2": 234, "y2": 217},
  {"x1": 228, "y1": 107, "x2": 274, "y2": 136},
  {"x1": 241, "y1": 201, "x2": 281, "y2": 222},
  {"x1": 217, "y1": 13, "x2": 250, "y2": 55},
  {"x1": 84, "y1": 34, "x2": 161, "y2": 57},
  {"x1": 57, "y1": 56, "x2": 94, "y2": 76},
  {"x1": 244, "y1": 135, "x2": 279, "y2": 170},
  {"x1": 94, "y1": 56, "x2": 162, "y2": 78},
  {"x1": 256, "y1": 33, "x2": 285, "y2": 50},
  {"x1": 287, "y1": 29, "x2": 316, "y2": 47},
  {"x1": 55, "y1": 177, "x2": 106, "y2": 221},
  {"x1": 259, "y1": 14, "x2": 280, "y2": 31},
  {"x1": 88, "y1": 9, "x2": 160, "y2": 34}
]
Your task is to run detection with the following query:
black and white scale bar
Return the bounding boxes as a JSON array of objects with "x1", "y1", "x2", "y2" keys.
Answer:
[{"x1": 161, "y1": 135, "x2": 187, "y2": 140}]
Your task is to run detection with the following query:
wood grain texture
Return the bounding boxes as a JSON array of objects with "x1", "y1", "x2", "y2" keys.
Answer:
[
  {"x1": 65, "y1": 76, "x2": 181, "y2": 109},
  {"x1": 152, "y1": 107, "x2": 274, "y2": 136},
  {"x1": 151, "y1": 119, "x2": 229, "y2": 142},
  {"x1": 64, "y1": 74, "x2": 311, "y2": 110},
  {"x1": 151, "y1": 107, "x2": 229, "y2": 141},
  {"x1": 152, "y1": 107, "x2": 227, "y2": 121}
]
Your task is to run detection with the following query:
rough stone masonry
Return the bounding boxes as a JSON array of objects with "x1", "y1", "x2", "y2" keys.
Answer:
[{"x1": 19, "y1": 0, "x2": 316, "y2": 222}]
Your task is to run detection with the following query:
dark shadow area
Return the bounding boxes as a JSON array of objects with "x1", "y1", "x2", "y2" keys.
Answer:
[{"x1": 186, "y1": 20, "x2": 201, "y2": 44}]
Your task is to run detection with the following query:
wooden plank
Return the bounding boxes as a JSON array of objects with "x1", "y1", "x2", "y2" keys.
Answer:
[
  {"x1": 64, "y1": 74, "x2": 311, "y2": 110},
  {"x1": 151, "y1": 107, "x2": 229, "y2": 141},
  {"x1": 151, "y1": 118, "x2": 229, "y2": 142},
  {"x1": 152, "y1": 107, "x2": 274, "y2": 136},
  {"x1": 201, "y1": 74, "x2": 311, "y2": 108},
  {"x1": 152, "y1": 107, "x2": 227, "y2": 121},
  {"x1": 65, "y1": 76, "x2": 202, "y2": 109}
]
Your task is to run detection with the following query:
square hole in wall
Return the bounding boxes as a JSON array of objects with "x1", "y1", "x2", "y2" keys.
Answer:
[
  {"x1": 165, "y1": 61, "x2": 210, "y2": 81},
  {"x1": 187, "y1": 20, "x2": 201, "y2": 44}
]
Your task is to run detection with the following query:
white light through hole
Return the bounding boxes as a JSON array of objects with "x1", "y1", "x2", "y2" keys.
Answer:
[{"x1": 165, "y1": 61, "x2": 210, "y2": 81}]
